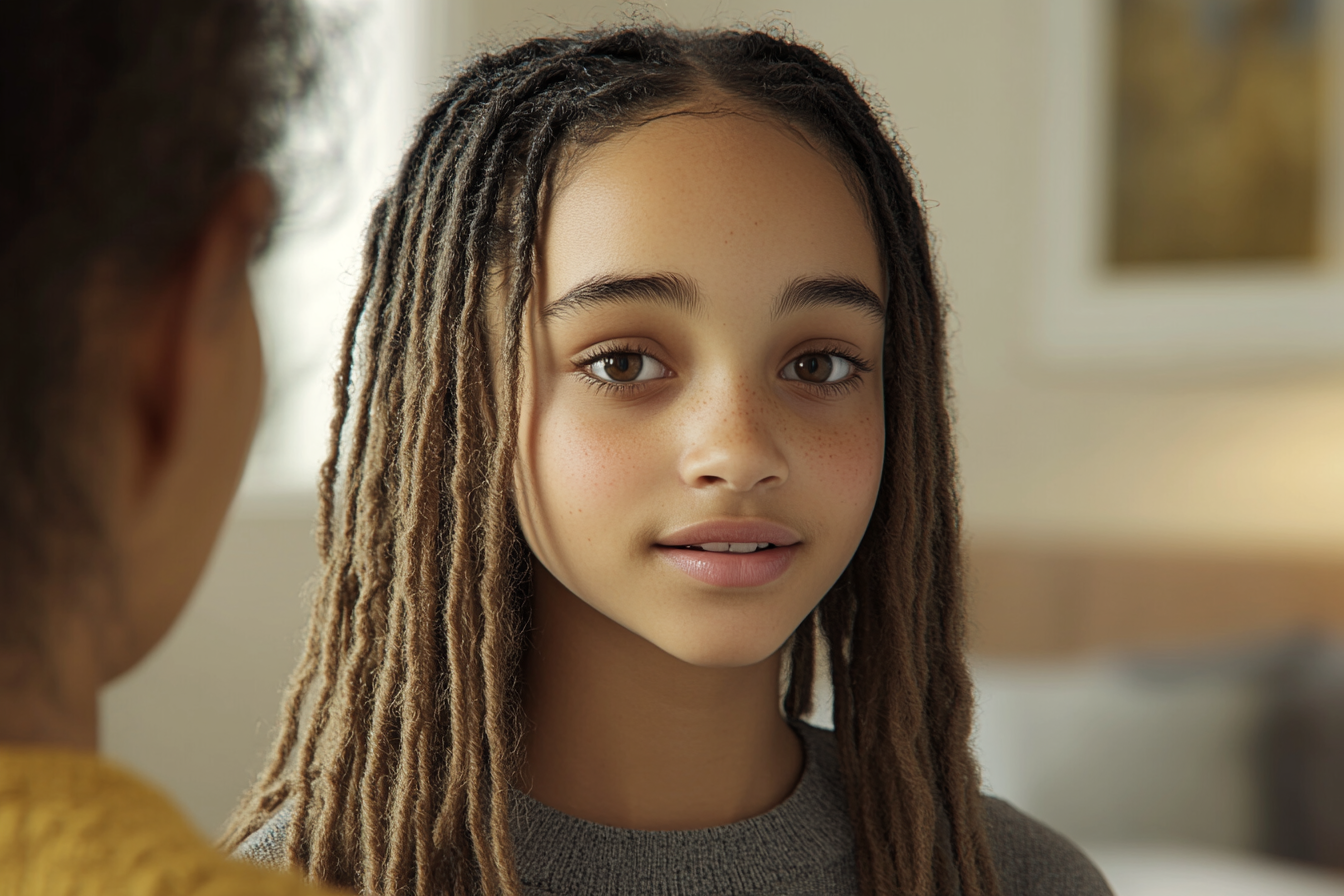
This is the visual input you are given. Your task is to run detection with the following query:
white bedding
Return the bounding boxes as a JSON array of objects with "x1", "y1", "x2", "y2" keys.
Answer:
[
  {"x1": 971, "y1": 656, "x2": 1344, "y2": 894},
  {"x1": 972, "y1": 657, "x2": 1264, "y2": 847},
  {"x1": 1084, "y1": 844, "x2": 1344, "y2": 896}
]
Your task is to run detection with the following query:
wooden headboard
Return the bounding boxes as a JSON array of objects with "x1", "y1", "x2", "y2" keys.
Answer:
[{"x1": 964, "y1": 538, "x2": 1344, "y2": 658}]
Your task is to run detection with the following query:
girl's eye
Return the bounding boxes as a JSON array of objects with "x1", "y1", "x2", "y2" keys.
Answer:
[
  {"x1": 782, "y1": 353, "x2": 854, "y2": 385},
  {"x1": 587, "y1": 352, "x2": 668, "y2": 384}
]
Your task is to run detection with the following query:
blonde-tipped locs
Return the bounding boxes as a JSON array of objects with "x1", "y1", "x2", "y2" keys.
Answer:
[{"x1": 223, "y1": 25, "x2": 997, "y2": 896}]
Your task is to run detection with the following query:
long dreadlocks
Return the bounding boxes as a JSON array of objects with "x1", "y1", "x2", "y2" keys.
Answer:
[{"x1": 223, "y1": 24, "x2": 996, "y2": 896}]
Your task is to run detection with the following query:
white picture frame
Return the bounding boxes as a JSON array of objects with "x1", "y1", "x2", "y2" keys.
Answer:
[{"x1": 1033, "y1": 0, "x2": 1344, "y2": 373}]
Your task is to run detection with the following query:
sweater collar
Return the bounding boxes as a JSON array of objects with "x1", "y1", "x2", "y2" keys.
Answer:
[{"x1": 510, "y1": 723, "x2": 856, "y2": 896}]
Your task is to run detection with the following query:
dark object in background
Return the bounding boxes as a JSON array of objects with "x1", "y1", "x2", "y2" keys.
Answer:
[
  {"x1": 1258, "y1": 634, "x2": 1344, "y2": 869},
  {"x1": 1118, "y1": 631, "x2": 1344, "y2": 867}
]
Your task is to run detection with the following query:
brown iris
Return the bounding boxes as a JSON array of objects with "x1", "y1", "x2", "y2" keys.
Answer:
[
  {"x1": 792, "y1": 353, "x2": 834, "y2": 383},
  {"x1": 597, "y1": 353, "x2": 643, "y2": 382}
]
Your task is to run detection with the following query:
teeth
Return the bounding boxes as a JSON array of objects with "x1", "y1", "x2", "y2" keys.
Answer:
[{"x1": 696, "y1": 542, "x2": 772, "y2": 553}]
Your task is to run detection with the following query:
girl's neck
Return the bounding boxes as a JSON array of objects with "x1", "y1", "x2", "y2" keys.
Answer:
[{"x1": 521, "y1": 578, "x2": 803, "y2": 831}]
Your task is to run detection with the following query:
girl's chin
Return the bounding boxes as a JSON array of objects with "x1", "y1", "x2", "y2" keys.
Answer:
[{"x1": 641, "y1": 627, "x2": 796, "y2": 669}]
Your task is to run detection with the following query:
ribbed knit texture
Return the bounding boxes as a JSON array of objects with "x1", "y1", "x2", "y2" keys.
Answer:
[
  {"x1": 238, "y1": 724, "x2": 1112, "y2": 895},
  {"x1": 507, "y1": 724, "x2": 857, "y2": 896},
  {"x1": 0, "y1": 746, "x2": 343, "y2": 896}
]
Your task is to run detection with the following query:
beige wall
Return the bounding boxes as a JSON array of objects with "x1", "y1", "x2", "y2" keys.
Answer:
[{"x1": 101, "y1": 0, "x2": 1344, "y2": 836}]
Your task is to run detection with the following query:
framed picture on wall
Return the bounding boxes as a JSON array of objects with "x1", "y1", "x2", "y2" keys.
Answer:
[{"x1": 1034, "y1": 0, "x2": 1344, "y2": 372}]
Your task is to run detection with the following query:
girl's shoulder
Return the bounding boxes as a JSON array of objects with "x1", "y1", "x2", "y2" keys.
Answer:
[
  {"x1": 233, "y1": 803, "x2": 294, "y2": 869},
  {"x1": 797, "y1": 724, "x2": 1111, "y2": 896},
  {"x1": 976, "y1": 797, "x2": 1112, "y2": 896}
]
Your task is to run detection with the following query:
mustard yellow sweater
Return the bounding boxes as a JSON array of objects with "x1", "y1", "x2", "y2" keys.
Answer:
[{"x1": 0, "y1": 746, "x2": 344, "y2": 896}]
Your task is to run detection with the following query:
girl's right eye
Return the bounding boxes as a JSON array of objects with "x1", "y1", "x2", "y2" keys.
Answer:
[{"x1": 585, "y1": 352, "x2": 668, "y2": 385}]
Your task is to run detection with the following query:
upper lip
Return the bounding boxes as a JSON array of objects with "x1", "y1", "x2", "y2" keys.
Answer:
[{"x1": 656, "y1": 520, "x2": 802, "y2": 547}]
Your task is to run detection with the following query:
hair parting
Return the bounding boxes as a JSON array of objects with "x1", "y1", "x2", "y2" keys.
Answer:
[{"x1": 224, "y1": 24, "x2": 996, "y2": 896}]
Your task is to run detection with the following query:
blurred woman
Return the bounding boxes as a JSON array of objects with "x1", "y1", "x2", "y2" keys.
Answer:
[{"x1": 0, "y1": 2, "x2": 346, "y2": 892}]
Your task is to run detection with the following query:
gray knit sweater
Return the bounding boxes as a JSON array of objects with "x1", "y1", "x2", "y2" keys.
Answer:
[{"x1": 236, "y1": 724, "x2": 1111, "y2": 895}]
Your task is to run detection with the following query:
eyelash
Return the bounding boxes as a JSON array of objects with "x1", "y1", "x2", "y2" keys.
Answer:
[
  {"x1": 573, "y1": 342, "x2": 663, "y2": 396},
  {"x1": 794, "y1": 344, "x2": 873, "y2": 396},
  {"x1": 572, "y1": 343, "x2": 873, "y2": 396}
]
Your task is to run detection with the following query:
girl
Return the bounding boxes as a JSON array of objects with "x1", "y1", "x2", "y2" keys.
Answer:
[{"x1": 226, "y1": 25, "x2": 1110, "y2": 896}]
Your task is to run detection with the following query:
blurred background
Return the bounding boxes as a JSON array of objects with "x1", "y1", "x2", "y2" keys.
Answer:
[{"x1": 100, "y1": 0, "x2": 1344, "y2": 893}]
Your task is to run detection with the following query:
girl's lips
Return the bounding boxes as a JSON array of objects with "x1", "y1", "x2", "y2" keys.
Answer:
[
  {"x1": 655, "y1": 544, "x2": 799, "y2": 588},
  {"x1": 656, "y1": 520, "x2": 801, "y2": 548}
]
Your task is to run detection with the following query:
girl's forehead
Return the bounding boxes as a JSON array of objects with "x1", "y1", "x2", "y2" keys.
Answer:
[
  {"x1": 538, "y1": 110, "x2": 883, "y2": 304},
  {"x1": 559, "y1": 107, "x2": 853, "y2": 211}
]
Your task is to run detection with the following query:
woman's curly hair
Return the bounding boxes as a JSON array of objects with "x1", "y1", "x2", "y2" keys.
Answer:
[{"x1": 0, "y1": 0, "x2": 318, "y2": 646}]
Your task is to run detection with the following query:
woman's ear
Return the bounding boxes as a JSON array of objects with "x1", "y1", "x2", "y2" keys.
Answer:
[
  {"x1": 128, "y1": 172, "x2": 276, "y2": 480},
  {"x1": 187, "y1": 172, "x2": 276, "y2": 328},
  {"x1": 99, "y1": 171, "x2": 275, "y2": 682}
]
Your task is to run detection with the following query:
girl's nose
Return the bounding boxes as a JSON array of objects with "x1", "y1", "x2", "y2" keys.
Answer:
[{"x1": 676, "y1": 384, "x2": 789, "y2": 493}]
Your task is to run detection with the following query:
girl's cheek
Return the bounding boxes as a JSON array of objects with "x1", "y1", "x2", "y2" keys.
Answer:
[
  {"x1": 536, "y1": 397, "x2": 661, "y2": 516},
  {"x1": 532, "y1": 387, "x2": 883, "y2": 527},
  {"x1": 801, "y1": 407, "x2": 886, "y2": 511}
]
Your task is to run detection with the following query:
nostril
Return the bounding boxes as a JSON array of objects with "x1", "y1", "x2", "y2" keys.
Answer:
[{"x1": 679, "y1": 443, "x2": 789, "y2": 492}]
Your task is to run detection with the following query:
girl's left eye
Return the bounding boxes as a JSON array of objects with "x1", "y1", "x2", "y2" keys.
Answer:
[
  {"x1": 781, "y1": 352, "x2": 854, "y2": 385},
  {"x1": 586, "y1": 352, "x2": 668, "y2": 384}
]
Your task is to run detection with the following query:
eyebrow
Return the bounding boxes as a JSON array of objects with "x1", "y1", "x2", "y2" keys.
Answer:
[
  {"x1": 542, "y1": 273, "x2": 700, "y2": 321},
  {"x1": 540, "y1": 272, "x2": 885, "y2": 324},
  {"x1": 772, "y1": 276, "x2": 886, "y2": 323}
]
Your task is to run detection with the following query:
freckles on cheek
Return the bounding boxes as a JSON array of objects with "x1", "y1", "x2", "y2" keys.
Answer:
[
  {"x1": 537, "y1": 402, "x2": 656, "y2": 526},
  {"x1": 801, "y1": 410, "x2": 885, "y2": 511}
]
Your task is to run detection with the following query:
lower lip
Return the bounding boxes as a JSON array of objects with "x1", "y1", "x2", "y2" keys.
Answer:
[{"x1": 655, "y1": 545, "x2": 800, "y2": 588}]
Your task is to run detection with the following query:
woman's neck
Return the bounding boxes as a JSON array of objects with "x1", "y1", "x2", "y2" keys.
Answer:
[
  {"x1": 521, "y1": 578, "x2": 803, "y2": 831},
  {"x1": 0, "y1": 613, "x2": 101, "y2": 751}
]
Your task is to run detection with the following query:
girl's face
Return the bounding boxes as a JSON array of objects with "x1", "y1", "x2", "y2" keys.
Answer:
[{"x1": 515, "y1": 106, "x2": 886, "y2": 668}]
